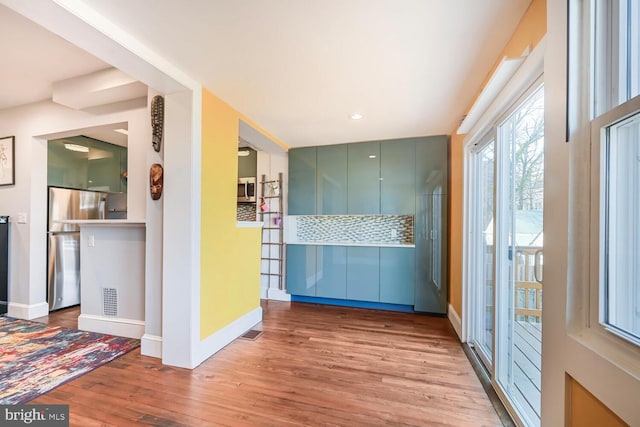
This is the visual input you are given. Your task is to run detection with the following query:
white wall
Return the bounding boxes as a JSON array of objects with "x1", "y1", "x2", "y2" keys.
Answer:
[
  {"x1": 256, "y1": 150, "x2": 289, "y2": 300},
  {"x1": 0, "y1": 100, "x2": 147, "y2": 319}
]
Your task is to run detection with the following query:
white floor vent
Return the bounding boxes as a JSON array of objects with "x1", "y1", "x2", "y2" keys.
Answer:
[{"x1": 102, "y1": 287, "x2": 118, "y2": 317}]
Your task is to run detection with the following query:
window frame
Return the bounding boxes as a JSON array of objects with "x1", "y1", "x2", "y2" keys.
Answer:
[{"x1": 590, "y1": 93, "x2": 640, "y2": 349}]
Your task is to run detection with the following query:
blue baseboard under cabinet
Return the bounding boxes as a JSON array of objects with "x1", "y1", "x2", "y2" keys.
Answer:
[{"x1": 290, "y1": 295, "x2": 415, "y2": 313}]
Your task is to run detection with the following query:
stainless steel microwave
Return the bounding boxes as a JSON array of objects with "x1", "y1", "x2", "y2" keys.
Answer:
[{"x1": 237, "y1": 177, "x2": 257, "y2": 203}]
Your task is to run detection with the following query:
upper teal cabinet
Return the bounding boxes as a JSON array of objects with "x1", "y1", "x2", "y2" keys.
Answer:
[
  {"x1": 316, "y1": 145, "x2": 348, "y2": 214},
  {"x1": 381, "y1": 139, "x2": 416, "y2": 214},
  {"x1": 347, "y1": 141, "x2": 380, "y2": 214},
  {"x1": 289, "y1": 147, "x2": 317, "y2": 215},
  {"x1": 416, "y1": 136, "x2": 448, "y2": 195}
]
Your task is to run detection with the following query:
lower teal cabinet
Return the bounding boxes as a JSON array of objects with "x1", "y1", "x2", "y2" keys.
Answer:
[
  {"x1": 316, "y1": 246, "x2": 347, "y2": 298},
  {"x1": 287, "y1": 244, "x2": 421, "y2": 309},
  {"x1": 286, "y1": 245, "x2": 317, "y2": 296},
  {"x1": 380, "y1": 247, "x2": 415, "y2": 305},
  {"x1": 346, "y1": 247, "x2": 380, "y2": 301}
]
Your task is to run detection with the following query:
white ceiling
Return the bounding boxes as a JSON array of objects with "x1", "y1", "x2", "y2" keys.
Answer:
[
  {"x1": 0, "y1": 4, "x2": 109, "y2": 110},
  {"x1": 1, "y1": 1, "x2": 532, "y2": 148}
]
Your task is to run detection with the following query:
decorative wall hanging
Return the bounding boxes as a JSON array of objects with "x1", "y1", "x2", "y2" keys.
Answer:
[
  {"x1": 0, "y1": 136, "x2": 15, "y2": 186},
  {"x1": 151, "y1": 95, "x2": 164, "y2": 152},
  {"x1": 150, "y1": 163, "x2": 164, "y2": 200}
]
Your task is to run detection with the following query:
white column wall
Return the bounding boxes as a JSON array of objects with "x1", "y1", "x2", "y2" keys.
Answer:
[
  {"x1": 161, "y1": 89, "x2": 201, "y2": 368},
  {"x1": 142, "y1": 88, "x2": 164, "y2": 357}
]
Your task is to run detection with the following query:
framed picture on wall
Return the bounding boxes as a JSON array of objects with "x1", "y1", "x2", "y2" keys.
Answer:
[{"x1": 0, "y1": 136, "x2": 15, "y2": 186}]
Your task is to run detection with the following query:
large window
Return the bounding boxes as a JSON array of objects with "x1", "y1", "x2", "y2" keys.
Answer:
[
  {"x1": 593, "y1": 0, "x2": 640, "y2": 117},
  {"x1": 595, "y1": 99, "x2": 640, "y2": 345},
  {"x1": 591, "y1": 0, "x2": 640, "y2": 347}
]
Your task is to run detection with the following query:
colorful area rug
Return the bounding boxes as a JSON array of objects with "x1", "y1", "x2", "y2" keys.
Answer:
[{"x1": 0, "y1": 316, "x2": 139, "y2": 404}]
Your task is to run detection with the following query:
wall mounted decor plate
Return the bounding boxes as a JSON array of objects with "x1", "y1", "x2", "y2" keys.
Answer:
[
  {"x1": 0, "y1": 136, "x2": 15, "y2": 186},
  {"x1": 150, "y1": 163, "x2": 163, "y2": 200}
]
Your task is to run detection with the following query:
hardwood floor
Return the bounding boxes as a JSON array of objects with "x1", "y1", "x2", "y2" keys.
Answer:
[{"x1": 31, "y1": 301, "x2": 501, "y2": 426}]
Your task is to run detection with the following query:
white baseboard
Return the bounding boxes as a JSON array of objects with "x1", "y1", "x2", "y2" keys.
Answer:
[
  {"x1": 266, "y1": 288, "x2": 291, "y2": 301},
  {"x1": 195, "y1": 306, "x2": 262, "y2": 367},
  {"x1": 448, "y1": 304, "x2": 462, "y2": 341},
  {"x1": 141, "y1": 334, "x2": 162, "y2": 358},
  {"x1": 78, "y1": 314, "x2": 145, "y2": 339},
  {"x1": 7, "y1": 302, "x2": 49, "y2": 320}
]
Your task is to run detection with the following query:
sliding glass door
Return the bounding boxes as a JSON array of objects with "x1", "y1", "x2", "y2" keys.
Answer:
[
  {"x1": 469, "y1": 84, "x2": 544, "y2": 427},
  {"x1": 470, "y1": 139, "x2": 495, "y2": 368}
]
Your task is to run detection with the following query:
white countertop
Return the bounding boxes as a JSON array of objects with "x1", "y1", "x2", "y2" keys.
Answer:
[
  {"x1": 55, "y1": 219, "x2": 146, "y2": 227},
  {"x1": 236, "y1": 221, "x2": 264, "y2": 228}
]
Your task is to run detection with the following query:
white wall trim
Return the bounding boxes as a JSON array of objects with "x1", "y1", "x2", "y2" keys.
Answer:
[
  {"x1": 78, "y1": 314, "x2": 145, "y2": 339},
  {"x1": 141, "y1": 334, "x2": 162, "y2": 358},
  {"x1": 448, "y1": 304, "x2": 462, "y2": 341},
  {"x1": 195, "y1": 306, "x2": 263, "y2": 368},
  {"x1": 7, "y1": 302, "x2": 49, "y2": 320},
  {"x1": 267, "y1": 288, "x2": 291, "y2": 302}
]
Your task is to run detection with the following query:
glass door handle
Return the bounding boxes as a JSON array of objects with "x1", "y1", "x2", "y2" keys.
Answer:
[{"x1": 534, "y1": 249, "x2": 544, "y2": 283}]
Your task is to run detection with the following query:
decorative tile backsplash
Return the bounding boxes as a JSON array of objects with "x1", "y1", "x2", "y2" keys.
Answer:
[
  {"x1": 237, "y1": 204, "x2": 256, "y2": 222},
  {"x1": 294, "y1": 215, "x2": 414, "y2": 245}
]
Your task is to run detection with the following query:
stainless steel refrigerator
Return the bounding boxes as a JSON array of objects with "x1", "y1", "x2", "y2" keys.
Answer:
[{"x1": 47, "y1": 186, "x2": 127, "y2": 311}]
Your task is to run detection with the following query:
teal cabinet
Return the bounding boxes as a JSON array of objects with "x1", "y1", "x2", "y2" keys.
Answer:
[
  {"x1": 414, "y1": 136, "x2": 448, "y2": 314},
  {"x1": 346, "y1": 247, "x2": 380, "y2": 301},
  {"x1": 316, "y1": 145, "x2": 348, "y2": 214},
  {"x1": 416, "y1": 136, "x2": 448, "y2": 195},
  {"x1": 316, "y1": 246, "x2": 347, "y2": 298},
  {"x1": 381, "y1": 139, "x2": 416, "y2": 214},
  {"x1": 48, "y1": 135, "x2": 127, "y2": 192},
  {"x1": 380, "y1": 247, "x2": 415, "y2": 305},
  {"x1": 286, "y1": 245, "x2": 317, "y2": 296},
  {"x1": 289, "y1": 147, "x2": 317, "y2": 214},
  {"x1": 347, "y1": 142, "x2": 380, "y2": 214}
]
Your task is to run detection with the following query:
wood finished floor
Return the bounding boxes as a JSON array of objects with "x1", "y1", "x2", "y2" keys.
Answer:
[{"x1": 31, "y1": 301, "x2": 501, "y2": 426}]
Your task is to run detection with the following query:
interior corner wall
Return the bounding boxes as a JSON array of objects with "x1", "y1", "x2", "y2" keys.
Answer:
[
  {"x1": 449, "y1": 133, "x2": 465, "y2": 315},
  {"x1": 448, "y1": 0, "x2": 547, "y2": 328},
  {"x1": 200, "y1": 89, "x2": 287, "y2": 340},
  {"x1": 0, "y1": 100, "x2": 146, "y2": 319}
]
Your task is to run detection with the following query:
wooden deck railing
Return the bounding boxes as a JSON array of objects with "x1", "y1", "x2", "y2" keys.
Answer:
[{"x1": 514, "y1": 246, "x2": 543, "y2": 323}]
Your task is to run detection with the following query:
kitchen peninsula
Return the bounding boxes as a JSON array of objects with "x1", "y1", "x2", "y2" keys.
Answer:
[{"x1": 56, "y1": 219, "x2": 145, "y2": 339}]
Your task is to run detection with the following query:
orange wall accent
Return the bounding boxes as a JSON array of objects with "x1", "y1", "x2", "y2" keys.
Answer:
[
  {"x1": 567, "y1": 377, "x2": 629, "y2": 427},
  {"x1": 448, "y1": 0, "x2": 547, "y2": 316},
  {"x1": 449, "y1": 133, "x2": 464, "y2": 315}
]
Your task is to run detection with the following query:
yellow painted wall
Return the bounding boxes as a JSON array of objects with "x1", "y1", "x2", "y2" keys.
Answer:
[
  {"x1": 200, "y1": 89, "x2": 287, "y2": 339},
  {"x1": 566, "y1": 377, "x2": 628, "y2": 427},
  {"x1": 448, "y1": 0, "x2": 547, "y2": 315}
]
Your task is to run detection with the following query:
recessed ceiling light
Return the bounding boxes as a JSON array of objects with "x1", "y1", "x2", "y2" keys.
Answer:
[
  {"x1": 238, "y1": 150, "x2": 250, "y2": 157},
  {"x1": 114, "y1": 128, "x2": 128, "y2": 135},
  {"x1": 64, "y1": 143, "x2": 89, "y2": 153},
  {"x1": 350, "y1": 113, "x2": 363, "y2": 120},
  {"x1": 368, "y1": 155, "x2": 377, "y2": 159}
]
